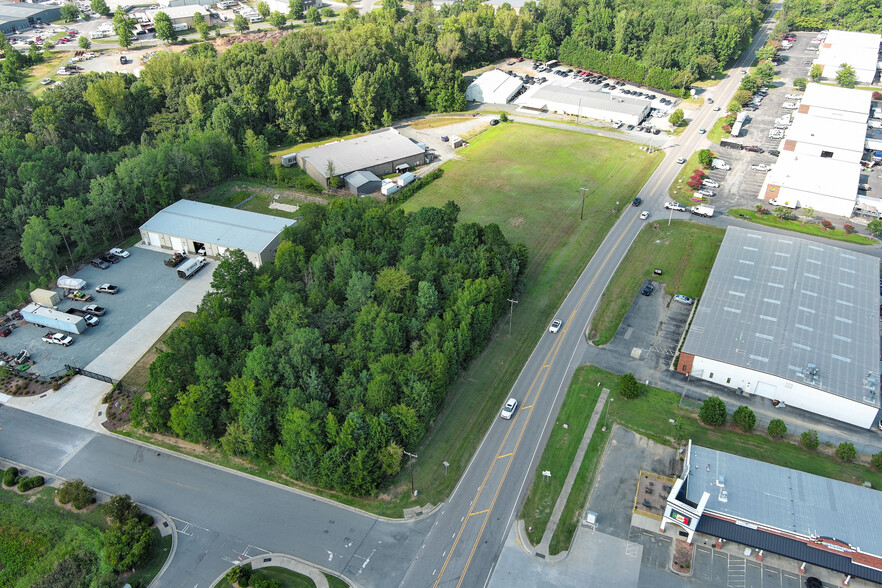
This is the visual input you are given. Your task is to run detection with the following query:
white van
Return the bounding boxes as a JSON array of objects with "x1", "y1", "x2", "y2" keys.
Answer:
[
  {"x1": 280, "y1": 153, "x2": 297, "y2": 167},
  {"x1": 248, "y1": 15, "x2": 263, "y2": 22}
]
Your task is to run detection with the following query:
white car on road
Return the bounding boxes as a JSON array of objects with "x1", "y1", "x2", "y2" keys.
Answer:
[
  {"x1": 548, "y1": 319, "x2": 562, "y2": 333},
  {"x1": 639, "y1": 211, "x2": 650, "y2": 220},
  {"x1": 500, "y1": 398, "x2": 518, "y2": 419},
  {"x1": 676, "y1": 157, "x2": 687, "y2": 164},
  {"x1": 751, "y1": 164, "x2": 772, "y2": 172},
  {"x1": 664, "y1": 201, "x2": 687, "y2": 211}
]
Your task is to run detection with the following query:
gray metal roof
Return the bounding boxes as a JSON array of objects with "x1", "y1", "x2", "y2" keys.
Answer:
[
  {"x1": 682, "y1": 226, "x2": 880, "y2": 405},
  {"x1": 296, "y1": 128, "x2": 425, "y2": 179},
  {"x1": 529, "y1": 85, "x2": 650, "y2": 116},
  {"x1": 0, "y1": 0, "x2": 57, "y2": 21},
  {"x1": 686, "y1": 444, "x2": 882, "y2": 559},
  {"x1": 344, "y1": 170, "x2": 380, "y2": 188},
  {"x1": 140, "y1": 200, "x2": 293, "y2": 253}
]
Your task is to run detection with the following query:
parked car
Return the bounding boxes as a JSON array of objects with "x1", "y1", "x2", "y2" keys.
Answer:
[
  {"x1": 751, "y1": 164, "x2": 772, "y2": 172},
  {"x1": 768, "y1": 149, "x2": 780, "y2": 157},
  {"x1": 83, "y1": 304, "x2": 106, "y2": 316},
  {"x1": 548, "y1": 319, "x2": 562, "y2": 333},
  {"x1": 489, "y1": 119, "x2": 499, "y2": 126},
  {"x1": 109, "y1": 247, "x2": 130, "y2": 258},
  {"x1": 42, "y1": 332, "x2": 73, "y2": 346},
  {"x1": 500, "y1": 398, "x2": 518, "y2": 419},
  {"x1": 96, "y1": 283, "x2": 119, "y2": 294},
  {"x1": 639, "y1": 211, "x2": 650, "y2": 220},
  {"x1": 696, "y1": 189, "x2": 715, "y2": 197},
  {"x1": 676, "y1": 157, "x2": 687, "y2": 164},
  {"x1": 701, "y1": 179, "x2": 719, "y2": 188},
  {"x1": 743, "y1": 145, "x2": 764, "y2": 153},
  {"x1": 91, "y1": 258, "x2": 110, "y2": 270},
  {"x1": 664, "y1": 201, "x2": 687, "y2": 211},
  {"x1": 99, "y1": 252, "x2": 120, "y2": 264},
  {"x1": 785, "y1": 93, "x2": 802, "y2": 99},
  {"x1": 673, "y1": 295, "x2": 694, "y2": 305},
  {"x1": 641, "y1": 283, "x2": 654, "y2": 296}
]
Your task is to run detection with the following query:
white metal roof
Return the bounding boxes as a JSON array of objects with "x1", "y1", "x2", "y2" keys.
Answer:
[
  {"x1": 465, "y1": 69, "x2": 523, "y2": 104},
  {"x1": 526, "y1": 85, "x2": 650, "y2": 117},
  {"x1": 800, "y1": 83, "x2": 873, "y2": 115},
  {"x1": 815, "y1": 29, "x2": 882, "y2": 75},
  {"x1": 765, "y1": 151, "x2": 861, "y2": 200},
  {"x1": 682, "y1": 226, "x2": 879, "y2": 404},
  {"x1": 296, "y1": 128, "x2": 425, "y2": 179},
  {"x1": 147, "y1": 5, "x2": 209, "y2": 18},
  {"x1": 785, "y1": 114, "x2": 866, "y2": 153},
  {"x1": 140, "y1": 200, "x2": 294, "y2": 254}
]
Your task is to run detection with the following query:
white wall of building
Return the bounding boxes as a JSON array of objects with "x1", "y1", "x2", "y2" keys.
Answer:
[
  {"x1": 689, "y1": 356, "x2": 877, "y2": 428},
  {"x1": 543, "y1": 101, "x2": 648, "y2": 126}
]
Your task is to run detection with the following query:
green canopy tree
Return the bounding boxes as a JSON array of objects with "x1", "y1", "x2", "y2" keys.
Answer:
[
  {"x1": 20, "y1": 216, "x2": 61, "y2": 278},
  {"x1": 288, "y1": 0, "x2": 304, "y2": 20},
  {"x1": 232, "y1": 13, "x2": 249, "y2": 32},
  {"x1": 91, "y1": 0, "x2": 110, "y2": 15},
  {"x1": 305, "y1": 6, "x2": 321, "y2": 25},
  {"x1": 60, "y1": 4, "x2": 80, "y2": 21},
  {"x1": 113, "y1": 9, "x2": 136, "y2": 48},
  {"x1": 268, "y1": 11, "x2": 286, "y2": 28},
  {"x1": 154, "y1": 11, "x2": 177, "y2": 42},
  {"x1": 836, "y1": 63, "x2": 856, "y2": 88},
  {"x1": 809, "y1": 64, "x2": 823, "y2": 82}
]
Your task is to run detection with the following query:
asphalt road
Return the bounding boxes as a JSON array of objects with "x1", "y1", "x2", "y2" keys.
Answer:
[{"x1": 397, "y1": 9, "x2": 782, "y2": 588}]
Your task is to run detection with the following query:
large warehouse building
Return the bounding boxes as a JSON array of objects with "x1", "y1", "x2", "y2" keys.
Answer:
[
  {"x1": 783, "y1": 115, "x2": 865, "y2": 163},
  {"x1": 465, "y1": 69, "x2": 523, "y2": 104},
  {"x1": 662, "y1": 442, "x2": 882, "y2": 584},
  {"x1": 812, "y1": 29, "x2": 881, "y2": 85},
  {"x1": 519, "y1": 84, "x2": 650, "y2": 126},
  {"x1": 292, "y1": 128, "x2": 428, "y2": 188},
  {"x1": 139, "y1": 200, "x2": 294, "y2": 268},
  {"x1": 677, "y1": 227, "x2": 880, "y2": 429},
  {"x1": 797, "y1": 83, "x2": 873, "y2": 124},
  {"x1": 758, "y1": 151, "x2": 860, "y2": 216},
  {"x1": 0, "y1": 1, "x2": 61, "y2": 34}
]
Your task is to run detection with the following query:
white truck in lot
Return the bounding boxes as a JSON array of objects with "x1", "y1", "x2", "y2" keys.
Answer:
[
  {"x1": 711, "y1": 158, "x2": 731, "y2": 171},
  {"x1": 42, "y1": 332, "x2": 74, "y2": 346},
  {"x1": 177, "y1": 256, "x2": 208, "y2": 279},
  {"x1": 769, "y1": 198, "x2": 797, "y2": 209},
  {"x1": 691, "y1": 205, "x2": 714, "y2": 217}
]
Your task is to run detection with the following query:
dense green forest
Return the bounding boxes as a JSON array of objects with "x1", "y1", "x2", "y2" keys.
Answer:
[
  {"x1": 781, "y1": 0, "x2": 882, "y2": 33},
  {"x1": 0, "y1": 0, "x2": 772, "y2": 298},
  {"x1": 134, "y1": 199, "x2": 528, "y2": 495}
]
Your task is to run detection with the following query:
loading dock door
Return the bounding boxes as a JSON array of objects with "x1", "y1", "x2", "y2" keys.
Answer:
[
  {"x1": 148, "y1": 232, "x2": 161, "y2": 247},
  {"x1": 754, "y1": 381, "x2": 777, "y2": 399},
  {"x1": 170, "y1": 236, "x2": 184, "y2": 252}
]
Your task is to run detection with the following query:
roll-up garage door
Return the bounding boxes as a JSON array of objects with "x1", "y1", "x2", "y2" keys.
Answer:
[{"x1": 170, "y1": 237, "x2": 184, "y2": 252}]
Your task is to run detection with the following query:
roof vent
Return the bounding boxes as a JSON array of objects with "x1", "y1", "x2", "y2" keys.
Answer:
[
  {"x1": 716, "y1": 475, "x2": 726, "y2": 487},
  {"x1": 719, "y1": 489, "x2": 728, "y2": 502}
]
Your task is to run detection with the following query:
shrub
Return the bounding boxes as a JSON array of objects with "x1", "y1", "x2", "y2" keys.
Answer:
[
  {"x1": 225, "y1": 565, "x2": 244, "y2": 583},
  {"x1": 843, "y1": 223, "x2": 855, "y2": 233},
  {"x1": 105, "y1": 494, "x2": 141, "y2": 526},
  {"x1": 835, "y1": 442, "x2": 856, "y2": 462},
  {"x1": 872, "y1": 452, "x2": 882, "y2": 470},
  {"x1": 699, "y1": 396, "x2": 727, "y2": 426},
  {"x1": 619, "y1": 372, "x2": 640, "y2": 399},
  {"x1": 57, "y1": 479, "x2": 97, "y2": 509},
  {"x1": 732, "y1": 405, "x2": 756, "y2": 432},
  {"x1": 767, "y1": 419, "x2": 787, "y2": 439},
  {"x1": 17, "y1": 475, "x2": 45, "y2": 492},
  {"x1": 721, "y1": 124, "x2": 731, "y2": 132},
  {"x1": 801, "y1": 429, "x2": 819, "y2": 449},
  {"x1": 821, "y1": 219, "x2": 833, "y2": 229},
  {"x1": 499, "y1": 113, "x2": 509, "y2": 123},
  {"x1": 238, "y1": 563, "x2": 253, "y2": 585},
  {"x1": 3, "y1": 466, "x2": 19, "y2": 487}
]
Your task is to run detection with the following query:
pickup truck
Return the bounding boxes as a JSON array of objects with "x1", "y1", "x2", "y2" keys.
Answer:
[
  {"x1": 42, "y1": 332, "x2": 73, "y2": 346},
  {"x1": 65, "y1": 308, "x2": 100, "y2": 326},
  {"x1": 65, "y1": 291, "x2": 93, "y2": 302},
  {"x1": 164, "y1": 252, "x2": 187, "y2": 267}
]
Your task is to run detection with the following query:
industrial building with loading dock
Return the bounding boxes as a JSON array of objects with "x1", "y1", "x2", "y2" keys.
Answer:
[
  {"x1": 289, "y1": 128, "x2": 428, "y2": 188},
  {"x1": 676, "y1": 227, "x2": 880, "y2": 429},
  {"x1": 663, "y1": 442, "x2": 882, "y2": 585},
  {"x1": 139, "y1": 200, "x2": 295, "y2": 268},
  {"x1": 0, "y1": 1, "x2": 61, "y2": 34}
]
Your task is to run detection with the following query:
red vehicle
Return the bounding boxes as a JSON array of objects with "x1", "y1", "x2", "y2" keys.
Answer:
[{"x1": 783, "y1": 36, "x2": 795, "y2": 41}]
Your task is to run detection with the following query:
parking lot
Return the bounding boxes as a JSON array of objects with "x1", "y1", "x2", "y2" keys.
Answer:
[{"x1": 0, "y1": 248, "x2": 191, "y2": 377}]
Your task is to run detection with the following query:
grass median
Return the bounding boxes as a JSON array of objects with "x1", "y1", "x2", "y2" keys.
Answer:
[
  {"x1": 667, "y1": 151, "x2": 706, "y2": 203},
  {"x1": 728, "y1": 208, "x2": 875, "y2": 245},
  {"x1": 706, "y1": 116, "x2": 731, "y2": 143},
  {"x1": 589, "y1": 221, "x2": 724, "y2": 345},
  {"x1": 394, "y1": 123, "x2": 662, "y2": 512}
]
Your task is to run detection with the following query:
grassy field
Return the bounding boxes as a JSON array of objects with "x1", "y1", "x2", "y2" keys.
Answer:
[
  {"x1": 409, "y1": 117, "x2": 472, "y2": 129},
  {"x1": 198, "y1": 177, "x2": 325, "y2": 219},
  {"x1": 530, "y1": 365, "x2": 882, "y2": 555},
  {"x1": 728, "y1": 208, "x2": 875, "y2": 245},
  {"x1": 521, "y1": 368, "x2": 603, "y2": 545},
  {"x1": 388, "y1": 123, "x2": 662, "y2": 512},
  {"x1": 589, "y1": 222, "x2": 724, "y2": 345},
  {"x1": 667, "y1": 151, "x2": 707, "y2": 202},
  {"x1": 706, "y1": 116, "x2": 730, "y2": 143},
  {"x1": 21, "y1": 52, "x2": 67, "y2": 93}
]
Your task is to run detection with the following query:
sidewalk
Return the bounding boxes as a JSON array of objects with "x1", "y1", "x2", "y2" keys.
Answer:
[{"x1": 535, "y1": 387, "x2": 610, "y2": 556}]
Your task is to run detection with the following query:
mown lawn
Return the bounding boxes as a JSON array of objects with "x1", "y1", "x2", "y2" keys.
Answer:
[
  {"x1": 389, "y1": 123, "x2": 662, "y2": 512},
  {"x1": 521, "y1": 367, "x2": 604, "y2": 545},
  {"x1": 589, "y1": 221, "x2": 724, "y2": 345},
  {"x1": 728, "y1": 208, "x2": 875, "y2": 246},
  {"x1": 706, "y1": 116, "x2": 731, "y2": 143},
  {"x1": 667, "y1": 151, "x2": 708, "y2": 203}
]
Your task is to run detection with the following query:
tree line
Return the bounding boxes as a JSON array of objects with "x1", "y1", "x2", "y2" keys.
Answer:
[
  {"x1": 132, "y1": 199, "x2": 528, "y2": 496},
  {"x1": 779, "y1": 0, "x2": 882, "y2": 33}
]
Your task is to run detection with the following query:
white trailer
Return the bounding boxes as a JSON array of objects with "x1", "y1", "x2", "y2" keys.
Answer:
[
  {"x1": 57, "y1": 275, "x2": 86, "y2": 290},
  {"x1": 397, "y1": 172, "x2": 416, "y2": 187},
  {"x1": 690, "y1": 205, "x2": 714, "y2": 218},
  {"x1": 21, "y1": 303, "x2": 86, "y2": 334},
  {"x1": 280, "y1": 153, "x2": 297, "y2": 167}
]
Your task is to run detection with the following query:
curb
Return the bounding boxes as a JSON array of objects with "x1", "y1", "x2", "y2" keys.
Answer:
[{"x1": 209, "y1": 552, "x2": 358, "y2": 588}]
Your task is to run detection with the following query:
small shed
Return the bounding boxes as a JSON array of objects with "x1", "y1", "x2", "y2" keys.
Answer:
[
  {"x1": 31, "y1": 289, "x2": 60, "y2": 307},
  {"x1": 450, "y1": 136, "x2": 465, "y2": 148},
  {"x1": 344, "y1": 171, "x2": 382, "y2": 196}
]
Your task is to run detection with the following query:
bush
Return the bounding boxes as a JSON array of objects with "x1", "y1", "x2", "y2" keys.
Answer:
[
  {"x1": 821, "y1": 219, "x2": 833, "y2": 229},
  {"x1": 238, "y1": 563, "x2": 253, "y2": 585},
  {"x1": 57, "y1": 479, "x2": 97, "y2": 509},
  {"x1": 619, "y1": 372, "x2": 640, "y2": 399},
  {"x1": 699, "y1": 396, "x2": 727, "y2": 426},
  {"x1": 835, "y1": 442, "x2": 856, "y2": 462},
  {"x1": 225, "y1": 565, "x2": 244, "y2": 583},
  {"x1": 732, "y1": 405, "x2": 756, "y2": 432},
  {"x1": 801, "y1": 429, "x2": 819, "y2": 449},
  {"x1": 105, "y1": 494, "x2": 141, "y2": 526},
  {"x1": 843, "y1": 223, "x2": 855, "y2": 233},
  {"x1": 386, "y1": 169, "x2": 443, "y2": 205},
  {"x1": 767, "y1": 419, "x2": 787, "y2": 439},
  {"x1": 3, "y1": 466, "x2": 19, "y2": 487},
  {"x1": 17, "y1": 475, "x2": 45, "y2": 492},
  {"x1": 872, "y1": 452, "x2": 882, "y2": 470},
  {"x1": 499, "y1": 113, "x2": 509, "y2": 123}
]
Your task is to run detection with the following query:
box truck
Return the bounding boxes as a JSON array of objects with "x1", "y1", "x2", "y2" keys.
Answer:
[
  {"x1": 397, "y1": 172, "x2": 416, "y2": 187},
  {"x1": 690, "y1": 205, "x2": 714, "y2": 218},
  {"x1": 280, "y1": 153, "x2": 297, "y2": 167},
  {"x1": 21, "y1": 303, "x2": 86, "y2": 334},
  {"x1": 177, "y1": 256, "x2": 208, "y2": 279},
  {"x1": 711, "y1": 159, "x2": 731, "y2": 171},
  {"x1": 30, "y1": 288, "x2": 60, "y2": 307}
]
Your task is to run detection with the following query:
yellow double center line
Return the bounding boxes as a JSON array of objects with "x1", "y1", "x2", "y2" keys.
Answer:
[{"x1": 433, "y1": 199, "x2": 653, "y2": 587}]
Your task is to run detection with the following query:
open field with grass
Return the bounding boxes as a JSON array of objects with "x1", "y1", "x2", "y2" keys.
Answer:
[
  {"x1": 706, "y1": 116, "x2": 730, "y2": 143},
  {"x1": 198, "y1": 177, "x2": 326, "y2": 219},
  {"x1": 728, "y1": 208, "x2": 875, "y2": 245},
  {"x1": 409, "y1": 117, "x2": 472, "y2": 129},
  {"x1": 390, "y1": 123, "x2": 662, "y2": 512},
  {"x1": 526, "y1": 365, "x2": 882, "y2": 555},
  {"x1": 521, "y1": 368, "x2": 603, "y2": 545},
  {"x1": 668, "y1": 151, "x2": 706, "y2": 202},
  {"x1": 589, "y1": 222, "x2": 724, "y2": 345},
  {"x1": 22, "y1": 52, "x2": 67, "y2": 93}
]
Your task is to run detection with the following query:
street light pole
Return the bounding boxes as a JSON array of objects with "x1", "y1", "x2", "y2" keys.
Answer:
[
  {"x1": 507, "y1": 298, "x2": 519, "y2": 336},
  {"x1": 403, "y1": 450, "x2": 418, "y2": 496},
  {"x1": 580, "y1": 187, "x2": 590, "y2": 221}
]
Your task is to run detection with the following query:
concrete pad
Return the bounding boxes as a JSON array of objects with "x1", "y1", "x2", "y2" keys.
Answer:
[{"x1": 488, "y1": 523, "x2": 642, "y2": 588}]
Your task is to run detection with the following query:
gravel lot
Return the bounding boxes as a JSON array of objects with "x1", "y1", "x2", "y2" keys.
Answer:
[{"x1": 0, "y1": 248, "x2": 191, "y2": 377}]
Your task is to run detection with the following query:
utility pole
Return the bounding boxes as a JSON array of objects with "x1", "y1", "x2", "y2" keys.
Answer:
[
  {"x1": 580, "y1": 187, "x2": 591, "y2": 221},
  {"x1": 403, "y1": 450, "x2": 418, "y2": 496},
  {"x1": 507, "y1": 298, "x2": 519, "y2": 335}
]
